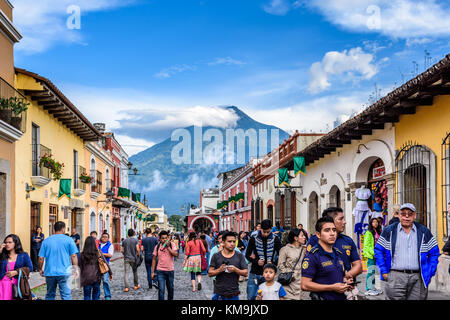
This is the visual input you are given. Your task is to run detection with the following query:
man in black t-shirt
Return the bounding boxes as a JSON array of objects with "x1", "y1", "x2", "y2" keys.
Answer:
[
  {"x1": 70, "y1": 227, "x2": 81, "y2": 259},
  {"x1": 209, "y1": 232, "x2": 248, "y2": 300},
  {"x1": 141, "y1": 228, "x2": 159, "y2": 289}
]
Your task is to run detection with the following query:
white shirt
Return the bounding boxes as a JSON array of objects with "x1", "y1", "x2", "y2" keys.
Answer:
[{"x1": 100, "y1": 242, "x2": 114, "y2": 256}]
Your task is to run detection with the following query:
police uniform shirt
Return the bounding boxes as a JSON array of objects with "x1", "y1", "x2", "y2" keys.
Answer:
[
  {"x1": 306, "y1": 233, "x2": 360, "y2": 272},
  {"x1": 301, "y1": 244, "x2": 347, "y2": 300}
]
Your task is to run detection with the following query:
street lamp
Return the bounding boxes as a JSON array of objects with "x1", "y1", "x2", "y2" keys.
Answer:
[{"x1": 127, "y1": 161, "x2": 139, "y2": 175}]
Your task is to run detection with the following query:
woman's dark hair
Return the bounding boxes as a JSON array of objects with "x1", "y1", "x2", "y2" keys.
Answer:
[
  {"x1": 1, "y1": 234, "x2": 24, "y2": 261},
  {"x1": 299, "y1": 228, "x2": 308, "y2": 242},
  {"x1": 188, "y1": 231, "x2": 197, "y2": 242},
  {"x1": 80, "y1": 236, "x2": 98, "y2": 264},
  {"x1": 288, "y1": 228, "x2": 301, "y2": 244},
  {"x1": 35, "y1": 226, "x2": 42, "y2": 233},
  {"x1": 199, "y1": 236, "x2": 209, "y2": 253},
  {"x1": 368, "y1": 218, "x2": 382, "y2": 236}
]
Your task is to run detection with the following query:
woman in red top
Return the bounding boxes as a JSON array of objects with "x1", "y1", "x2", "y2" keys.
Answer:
[{"x1": 183, "y1": 232, "x2": 205, "y2": 292}]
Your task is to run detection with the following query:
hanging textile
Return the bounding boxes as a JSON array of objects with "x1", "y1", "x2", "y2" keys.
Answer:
[
  {"x1": 293, "y1": 156, "x2": 306, "y2": 177},
  {"x1": 353, "y1": 187, "x2": 371, "y2": 249},
  {"x1": 278, "y1": 168, "x2": 290, "y2": 187},
  {"x1": 58, "y1": 179, "x2": 71, "y2": 200}
]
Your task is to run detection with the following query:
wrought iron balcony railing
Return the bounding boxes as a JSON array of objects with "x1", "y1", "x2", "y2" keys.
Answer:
[{"x1": 0, "y1": 76, "x2": 27, "y2": 133}]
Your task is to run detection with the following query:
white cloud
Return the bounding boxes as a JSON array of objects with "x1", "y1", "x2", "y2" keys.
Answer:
[
  {"x1": 11, "y1": 0, "x2": 135, "y2": 54},
  {"x1": 303, "y1": 0, "x2": 450, "y2": 39},
  {"x1": 405, "y1": 38, "x2": 433, "y2": 47},
  {"x1": 207, "y1": 57, "x2": 245, "y2": 66},
  {"x1": 130, "y1": 170, "x2": 168, "y2": 192},
  {"x1": 154, "y1": 64, "x2": 197, "y2": 79},
  {"x1": 263, "y1": 0, "x2": 292, "y2": 16},
  {"x1": 308, "y1": 47, "x2": 379, "y2": 93},
  {"x1": 113, "y1": 134, "x2": 155, "y2": 157}
]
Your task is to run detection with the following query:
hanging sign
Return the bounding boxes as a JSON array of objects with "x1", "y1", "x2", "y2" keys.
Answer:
[{"x1": 373, "y1": 166, "x2": 385, "y2": 179}]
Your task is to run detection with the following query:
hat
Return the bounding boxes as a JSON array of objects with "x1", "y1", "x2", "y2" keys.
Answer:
[{"x1": 400, "y1": 203, "x2": 416, "y2": 212}]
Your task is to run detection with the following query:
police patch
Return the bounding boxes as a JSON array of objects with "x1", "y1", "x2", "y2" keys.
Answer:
[
  {"x1": 321, "y1": 260, "x2": 332, "y2": 267},
  {"x1": 302, "y1": 261, "x2": 309, "y2": 269},
  {"x1": 307, "y1": 244, "x2": 312, "y2": 252},
  {"x1": 346, "y1": 250, "x2": 351, "y2": 256}
]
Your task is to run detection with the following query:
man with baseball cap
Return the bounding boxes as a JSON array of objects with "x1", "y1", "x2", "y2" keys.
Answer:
[{"x1": 374, "y1": 203, "x2": 440, "y2": 300}]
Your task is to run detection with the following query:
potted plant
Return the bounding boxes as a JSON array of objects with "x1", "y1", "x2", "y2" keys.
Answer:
[
  {"x1": 39, "y1": 153, "x2": 64, "y2": 180},
  {"x1": 79, "y1": 172, "x2": 93, "y2": 184},
  {"x1": 0, "y1": 97, "x2": 11, "y2": 123},
  {"x1": 9, "y1": 97, "x2": 29, "y2": 130}
]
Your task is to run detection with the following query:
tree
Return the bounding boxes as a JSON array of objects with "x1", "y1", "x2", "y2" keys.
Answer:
[{"x1": 168, "y1": 214, "x2": 184, "y2": 232}]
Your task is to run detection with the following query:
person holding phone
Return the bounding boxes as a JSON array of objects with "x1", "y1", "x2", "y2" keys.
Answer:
[{"x1": 208, "y1": 232, "x2": 248, "y2": 300}]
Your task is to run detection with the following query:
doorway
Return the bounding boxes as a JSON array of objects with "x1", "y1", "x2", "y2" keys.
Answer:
[
  {"x1": 49, "y1": 204, "x2": 58, "y2": 236},
  {"x1": 30, "y1": 202, "x2": 41, "y2": 239},
  {"x1": 308, "y1": 192, "x2": 319, "y2": 235}
]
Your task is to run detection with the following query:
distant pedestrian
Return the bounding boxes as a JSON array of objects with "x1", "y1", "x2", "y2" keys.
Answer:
[
  {"x1": 183, "y1": 232, "x2": 206, "y2": 292},
  {"x1": 31, "y1": 226, "x2": 44, "y2": 272},
  {"x1": 297, "y1": 224, "x2": 308, "y2": 241},
  {"x1": 199, "y1": 234, "x2": 209, "y2": 276},
  {"x1": 0, "y1": 234, "x2": 33, "y2": 300},
  {"x1": 71, "y1": 227, "x2": 81, "y2": 259},
  {"x1": 245, "y1": 219, "x2": 282, "y2": 300},
  {"x1": 121, "y1": 229, "x2": 140, "y2": 292},
  {"x1": 98, "y1": 232, "x2": 114, "y2": 299},
  {"x1": 363, "y1": 218, "x2": 382, "y2": 296},
  {"x1": 208, "y1": 231, "x2": 248, "y2": 300},
  {"x1": 388, "y1": 204, "x2": 401, "y2": 225},
  {"x1": 375, "y1": 203, "x2": 440, "y2": 300},
  {"x1": 38, "y1": 221, "x2": 78, "y2": 300},
  {"x1": 152, "y1": 230, "x2": 178, "y2": 300},
  {"x1": 277, "y1": 228, "x2": 308, "y2": 300},
  {"x1": 272, "y1": 221, "x2": 285, "y2": 240},
  {"x1": 79, "y1": 236, "x2": 112, "y2": 300},
  {"x1": 141, "y1": 228, "x2": 158, "y2": 290},
  {"x1": 250, "y1": 222, "x2": 261, "y2": 237},
  {"x1": 256, "y1": 264, "x2": 287, "y2": 300},
  {"x1": 90, "y1": 231, "x2": 100, "y2": 247}
]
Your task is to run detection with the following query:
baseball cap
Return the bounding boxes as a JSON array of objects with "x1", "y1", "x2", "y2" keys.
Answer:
[{"x1": 400, "y1": 203, "x2": 416, "y2": 212}]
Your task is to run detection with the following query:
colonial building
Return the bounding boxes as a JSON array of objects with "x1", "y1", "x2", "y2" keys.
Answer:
[
  {"x1": 0, "y1": 0, "x2": 22, "y2": 242},
  {"x1": 217, "y1": 163, "x2": 252, "y2": 232},
  {"x1": 14, "y1": 68, "x2": 102, "y2": 252},
  {"x1": 186, "y1": 188, "x2": 220, "y2": 232},
  {"x1": 147, "y1": 205, "x2": 169, "y2": 232},
  {"x1": 250, "y1": 131, "x2": 324, "y2": 231}
]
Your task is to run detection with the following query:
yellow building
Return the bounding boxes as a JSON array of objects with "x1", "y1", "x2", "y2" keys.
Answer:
[
  {"x1": 84, "y1": 138, "x2": 115, "y2": 242},
  {"x1": 0, "y1": 0, "x2": 23, "y2": 242},
  {"x1": 14, "y1": 68, "x2": 101, "y2": 253},
  {"x1": 393, "y1": 54, "x2": 450, "y2": 248}
]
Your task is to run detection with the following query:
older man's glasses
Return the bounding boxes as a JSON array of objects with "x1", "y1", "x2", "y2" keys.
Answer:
[{"x1": 400, "y1": 211, "x2": 415, "y2": 217}]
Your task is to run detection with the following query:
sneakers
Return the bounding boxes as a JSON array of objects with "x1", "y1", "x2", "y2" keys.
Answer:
[
  {"x1": 152, "y1": 282, "x2": 160, "y2": 290},
  {"x1": 124, "y1": 288, "x2": 129, "y2": 292},
  {"x1": 364, "y1": 289, "x2": 378, "y2": 296},
  {"x1": 133, "y1": 285, "x2": 140, "y2": 290},
  {"x1": 198, "y1": 283, "x2": 202, "y2": 291}
]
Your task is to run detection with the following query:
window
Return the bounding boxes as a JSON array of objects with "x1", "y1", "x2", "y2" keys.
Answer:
[
  {"x1": 442, "y1": 133, "x2": 450, "y2": 239},
  {"x1": 73, "y1": 150, "x2": 78, "y2": 189},
  {"x1": 49, "y1": 205, "x2": 58, "y2": 236},
  {"x1": 32, "y1": 124, "x2": 39, "y2": 176}
]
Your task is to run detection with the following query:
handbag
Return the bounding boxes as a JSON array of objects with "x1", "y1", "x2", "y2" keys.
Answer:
[
  {"x1": 200, "y1": 242, "x2": 208, "y2": 271},
  {"x1": 277, "y1": 247, "x2": 303, "y2": 286},
  {"x1": 7, "y1": 263, "x2": 20, "y2": 300},
  {"x1": 97, "y1": 251, "x2": 110, "y2": 275}
]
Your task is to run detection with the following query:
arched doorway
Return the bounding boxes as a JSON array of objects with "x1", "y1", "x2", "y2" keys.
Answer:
[
  {"x1": 90, "y1": 211, "x2": 96, "y2": 233},
  {"x1": 329, "y1": 185, "x2": 341, "y2": 208},
  {"x1": 192, "y1": 217, "x2": 213, "y2": 233},
  {"x1": 367, "y1": 158, "x2": 388, "y2": 223},
  {"x1": 267, "y1": 205, "x2": 274, "y2": 222},
  {"x1": 308, "y1": 192, "x2": 319, "y2": 235}
]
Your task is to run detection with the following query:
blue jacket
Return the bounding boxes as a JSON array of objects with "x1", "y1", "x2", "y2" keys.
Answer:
[
  {"x1": 374, "y1": 222, "x2": 440, "y2": 288},
  {"x1": 0, "y1": 252, "x2": 33, "y2": 280}
]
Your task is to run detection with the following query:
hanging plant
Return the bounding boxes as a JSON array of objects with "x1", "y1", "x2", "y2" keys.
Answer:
[
  {"x1": 79, "y1": 173, "x2": 93, "y2": 184},
  {"x1": 39, "y1": 153, "x2": 64, "y2": 180}
]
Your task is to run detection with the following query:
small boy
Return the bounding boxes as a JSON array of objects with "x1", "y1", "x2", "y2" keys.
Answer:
[{"x1": 256, "y1": 264, "x2": 287, "y2": 300}]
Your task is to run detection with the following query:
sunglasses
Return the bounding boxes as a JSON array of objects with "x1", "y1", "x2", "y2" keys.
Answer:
[{"x1": 400, "y1": 211, "x2": 415, "y2": 217}]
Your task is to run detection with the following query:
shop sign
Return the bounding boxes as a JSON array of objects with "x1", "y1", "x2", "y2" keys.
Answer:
[{"x1": 373, "y1": 166, "x2": 385, "y2": 179}]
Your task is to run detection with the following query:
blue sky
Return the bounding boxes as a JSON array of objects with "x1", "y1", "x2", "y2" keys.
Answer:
[{"x1": 11, "y1": 0, "x2": 450, "y2": 155}]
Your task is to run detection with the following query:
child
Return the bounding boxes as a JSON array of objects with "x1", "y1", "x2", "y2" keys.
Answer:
[{"x1": 256, "y1": 264, "x2": 287, "y2": 300}]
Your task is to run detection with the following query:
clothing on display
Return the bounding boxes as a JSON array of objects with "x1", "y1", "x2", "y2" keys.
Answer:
[{"x1": 353, "y1": 186, "x2": 371, "y2": 235}]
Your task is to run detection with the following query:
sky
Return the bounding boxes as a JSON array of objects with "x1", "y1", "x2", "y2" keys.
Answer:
[{"x1": 11, "y1": 0, "x2": 450, "y2": 156}]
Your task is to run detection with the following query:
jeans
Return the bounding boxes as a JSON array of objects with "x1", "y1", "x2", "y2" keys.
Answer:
[
  {"x1": 145, "y1": 258, "x2": 157, "y2": 287},
  {"x1": 365, "y1": 258, "x2": 376, "y2": 291},
  {"x1": 84, "y1": 281, "x2": 101, "y2": 300},
  {"x1": 45, "y1": 276, "x2": 71, "y2": 300},
  {"x1": 101, "y1": 272, "x2": 111, "y2": 299},
  {"x1": 31, "y1": 247, "x2": 40, "y2": 272},
  {"x1": 246, "y1": 273, "x2": 265, "y2": 300},
  {"x1": 212, "y1": 293, "x2": 239, "y2": 300},
  {"x1": 157, "y1": 270, "x2": 174, "y2": 300}
]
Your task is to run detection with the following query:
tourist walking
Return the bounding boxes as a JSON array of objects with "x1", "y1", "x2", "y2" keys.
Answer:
[
  {"x1": 245, "y1": 219, "x2": 282, "y2": 300},
  {"x1": 375, "y1": 203, "x2": 440, "y2": 300},
  {"x1": 277, "y1": 228, "x2": 308, "y2": 300},
  {"x1": 301, "y1": 217, "x2": 351, "y2": 300},
  {"x1": 0, "y1": 234, "x2": 33, "y2": 300},
  {"x1": 121, "y1": 229, "x2": 141, "y2": 292},
  {"x1": 38, "y1": 221, "x2": 78, "y2": 300},
  {"x1": 183, "y1": 231, "x2": 206, "y2": 292},
  {"x1": 256, "y1": 264, "x2": 287, "y2": 300},
  {"x1": 152, "y1": 230, "x2": 178, "y2": 300},
  {"x1": 98, "y1": 232, "x2": 114, "y2": 299},
  {"x1": 364, "y1": 218, "x2": 383, "y2": 296},
  {"x1": 199, "y1": 234, "x2": 209, "y2": 276},
  {"x1": 141, "y1": 228, "x2": 158, "y2": 289},
  {"x1": 79, "y1": 236, "x2": 112, "y2": 300},
  {"x1": 208, "y1": 232, "x2": 248, "y2": 300},
  {"x1": 31, "y1": 226, "x2": 44, "y2": 272}
]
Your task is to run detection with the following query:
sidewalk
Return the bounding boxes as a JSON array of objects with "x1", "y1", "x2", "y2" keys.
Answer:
[{"x1": 29, "y1": 252, "x2": 124, "y2": 289}]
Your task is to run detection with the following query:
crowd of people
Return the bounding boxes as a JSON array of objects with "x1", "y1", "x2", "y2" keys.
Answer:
[{"x1": 0, "y1": 201, "x2": 449, "y2": 300}]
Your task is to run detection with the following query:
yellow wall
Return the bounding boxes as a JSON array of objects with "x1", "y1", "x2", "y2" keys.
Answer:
[
  {"x1": 14, "y1": 74, "x2": 86, "y2": 253},
  {"x1": 395, "y1": 94, "x2": 450, "y2": 247}
]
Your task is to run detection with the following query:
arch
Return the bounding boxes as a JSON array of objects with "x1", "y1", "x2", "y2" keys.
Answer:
[
  {"x1": 266, "y1": 199, "x2": 275, "y2": 207},
  {"x1": 105, "y1": 212, "x2": 110, "y2": 234},
  {"x1": 89, "y1": 208, "x2": 96, "y2": 233},
  {"x1": 308, "y1": 191, "x2": 319, "y2": 235},
  {"x1": 189, "y1": 215, "x2": 216, "y2": 231},
  {"x1": 329, "y1": 185, "x2": 342, "y2": 208},
  {"x1": 98, "y1": 212, "x2": 104, "y2": 235}
]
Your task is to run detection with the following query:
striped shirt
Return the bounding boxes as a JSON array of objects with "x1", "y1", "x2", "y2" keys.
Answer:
[{"x1": 391, "y1": 223, "x2": 420, "y2": 270}]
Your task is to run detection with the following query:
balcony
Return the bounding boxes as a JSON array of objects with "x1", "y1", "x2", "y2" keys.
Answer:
[
  {"x1": 74, "y1": 165, "x2": 87, "y2": 197},
  {"x1": 90, "y1": 170, "x2": 102, "y2": 200},
  {"x1": 31, "y1": 145, "x2": 52, "y2": 187},
  {"x1": 0, "y1": 77, "x2": 27, "y2": 133}
]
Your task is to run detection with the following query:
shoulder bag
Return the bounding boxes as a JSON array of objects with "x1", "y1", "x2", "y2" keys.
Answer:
[
  {"x1": 97, "y1": 250, "x2": 110, "y2": 275},
  {"x1": 6, "y1": 262, "x2": 20, "y2": 299},
  {"x1": 277, "y1": 247, "x2": 303, "y2": 286}
]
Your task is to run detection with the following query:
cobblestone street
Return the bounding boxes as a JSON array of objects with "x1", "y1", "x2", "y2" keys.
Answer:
[{"x1": 33, "y1": 251, "x2": 248, "y2": 300}]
